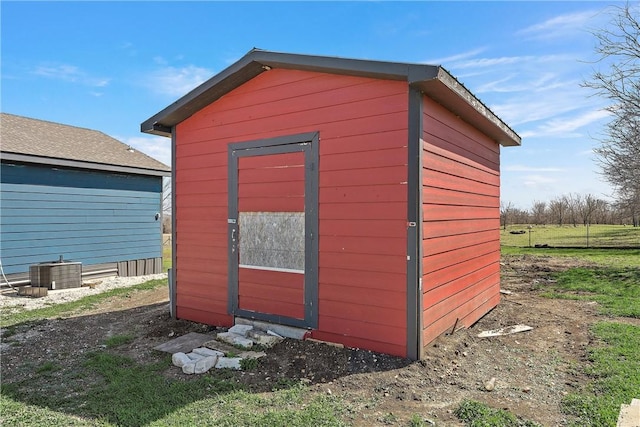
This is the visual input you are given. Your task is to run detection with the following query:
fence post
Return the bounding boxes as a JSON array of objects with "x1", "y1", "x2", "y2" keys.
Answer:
[{"x1": 586, "y1": 223, "x2": 590, "y2": 248}]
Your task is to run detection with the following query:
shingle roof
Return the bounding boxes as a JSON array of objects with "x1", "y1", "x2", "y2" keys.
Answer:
[
  {"x1": 141, "y1": 49, "x2": 521, "y2": 147},
  {"x1": 1, "y1": 113, "x2": 170, "y2": 176}
]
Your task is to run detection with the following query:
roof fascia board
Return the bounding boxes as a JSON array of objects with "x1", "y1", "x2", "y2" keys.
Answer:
[
  {"x1": 1, "y1": 153, "x2": 171, "y2": 177},
  {"x1": 141, "y1": 49, "x2": 521, "y2": 147},
  {"x1": 254, "y1": 50, "x2": 440, "y2": 82},
  {"x1": 141, "y1": 49, "x2": 441, "y2": 136},
  {"x1": 141, "y1": 52, "x2": 264, "y2": 135}
]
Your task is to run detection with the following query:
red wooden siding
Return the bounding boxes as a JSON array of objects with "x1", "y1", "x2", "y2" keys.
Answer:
[
  {"x1": 175, "y1": 69, "x2": 409, "y2": 356},
  {"x1": 238, "y1": 268, "x2": 304, "y2": 319},
  {"x1": 238, "y1": 152, "x2": 305, "y2": 212},
  {"x1": 421, "y1": 96, "x2": 501, "y2": 351}
]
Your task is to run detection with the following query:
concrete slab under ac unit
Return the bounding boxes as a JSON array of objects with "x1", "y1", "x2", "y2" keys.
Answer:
[{"x1": 153, "y1": 332, "x2": 215, "y2": 354}]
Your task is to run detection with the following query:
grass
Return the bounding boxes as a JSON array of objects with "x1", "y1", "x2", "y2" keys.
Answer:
[
  {"x1": 561, "y1": 322, "x2": 640, "y2": 426},
  {"x1": 501, "y1": 224, "x2": 640, "y2": 248},
  {"x1": 0, "y1": 278, "x2": 168, "y2": 328},
  {"x1": 455, "y1": 400, "x2": 541, "y2": 426},
  {"x1": 104, "y1": 334, "x2": 134, "y2": 348},
  {"x1": 1, "y1": 350, "x2": 345, "y2": 427},
  {"x1": 502, "y1": 245, "x2": 640, "y2": 425},
  {"x1": 543, "y1": 267, "x2": 640, "y2": 318},
  {"x1": 162, "y1": 244, "x2": 172, "y2": 271},
  {"x1": 501, "y1": 246, "x2": 640, "y2": 268},
  {"x1": 515, "y1": 246, "x2": 640, "y2": 425},
  {"x1": 1, "y1": 271, "x2": 346, "y2": 426}
]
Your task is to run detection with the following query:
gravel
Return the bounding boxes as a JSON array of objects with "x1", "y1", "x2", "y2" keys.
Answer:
[{"x1": 0, "y1": 273, "x2": 167, "y2": 312}]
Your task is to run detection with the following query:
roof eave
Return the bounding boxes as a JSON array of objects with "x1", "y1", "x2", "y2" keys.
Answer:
[
  {"x1": 141, "y1": 49, "x2": 441, "y2": 136},
  {"x1": 416, "y1": 69, "x2": 521, "y2": 147},
  {"x1": 1, "y1": 152, "x2": 171, "y2": 177},
  {"x1": 141, "y1": 49, "x2": 521, "y2": 147}
]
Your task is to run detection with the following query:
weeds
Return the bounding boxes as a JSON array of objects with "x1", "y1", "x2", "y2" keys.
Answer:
[
  {"x1": 544, "y1": 267, "x2": 640, "y2": 317},
  {"x1": 36, "y1": 361, "x2": 61, "y2": 374},
  {"x1": 104, "y1": 334, "x2": 134, "y2": 348},
  {"x1": 455, "y1": 400, "x2": 541, "y2": 426},
  {"x1": 561, "y1": 322, "x2": 640, "y2": 426},
  {"x1": 0, "y1": 279, "x2": 167, "y2": 327}
]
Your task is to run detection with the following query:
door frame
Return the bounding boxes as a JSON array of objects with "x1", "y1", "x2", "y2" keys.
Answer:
[{"x1": 227, "y1": 132, "x2": 319, "y2": 329}]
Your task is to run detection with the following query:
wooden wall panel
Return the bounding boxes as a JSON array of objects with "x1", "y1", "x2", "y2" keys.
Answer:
[
  {"x1": 0, "y1": 162, "x2": 163, "y2": 274},
  {"x1": 421, "y1": 95, "x2": 501, "y2": 351},
  {"x1": 238, "y1": 267, "x2": 304, "y2": 319},
  {"x1": 175, "y1": 69, "x2": 409, "y2": 356}
]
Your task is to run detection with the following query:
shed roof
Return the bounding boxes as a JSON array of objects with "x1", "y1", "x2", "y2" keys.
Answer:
[
  {"x1": 1, "y1": 113, "x2": 170, "y2": 177},
  {"x1": 141, "y1": 49, "x2": 521, "y2": 147}
]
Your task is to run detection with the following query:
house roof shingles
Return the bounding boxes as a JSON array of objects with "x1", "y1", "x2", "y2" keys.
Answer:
[{"x1": 1, "y1": 113, "x2": 170, "y2": 176}]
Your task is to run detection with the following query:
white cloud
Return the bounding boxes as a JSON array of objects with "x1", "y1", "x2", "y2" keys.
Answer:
[
  {"x1": 520, "y1": 109, "x2": 610, "y2": 139},
  {"x1": 503, "y1": 165, "x2": 564, "y2": 173},
  {"x1": 33, "y1": 63, "x2": 110, "y2": 87},
  {"x1": 422, "y1": 47, "x2": 488, "y2": 65},
  {"x1": 117, "y1": 135, "x2": 171, "y2": 167},
  {"x1": 153, "y1": 56, "x2": 168, "y2": 65},
  {"x1": 475, "y1": 72, "x2": 568, "y2": 94},
  {"x1": 522, "y1": 174, "x2": 558, "y2": 188},
  {"x1": 451, "y1": 54, "x2": 571, "y2": 70},
  {"x1": 491, "y1": 96, "x2": 584, "y2": 127},
  {"x1": 146, "y1": 65, "x2": 213, "y2": 97},
  {"x1": 517, "y1": 10, "x2": 599, "y2": 40}
]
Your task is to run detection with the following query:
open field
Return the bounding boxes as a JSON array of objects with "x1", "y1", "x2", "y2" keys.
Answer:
[
  {"x1": 1, "y1": 249, "x2": 638, "y2": 426},
  {"x1": 501, "y1": 224, "x2": 640, "y2": 248}
]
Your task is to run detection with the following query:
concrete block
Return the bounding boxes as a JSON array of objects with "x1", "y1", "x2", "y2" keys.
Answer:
[
  {"x1": 238, "y1": 351, "x2": 267, "y2": 359},
  {"x1": 235, "y1": 318, "x2": 307, "y2": 339},
  {"x1": 215, "y1": 357, "x2": 243, "y2": 370},
  {"x1": 217, "y1": 332, "x2": 253, "y2": 349},
  {"x1": 172, "y1": 352, "x2": 191, "y2": 367},
  {"x1": 17, "y1": 286, "x2": 48, "y2": 297},
  {"x1": 228, "y1": 324, "x2": 253, "y2": 336},
  {"x1": 247, "y1": 329, "x2": 283, "y2": 348},
  {"x1": 194, "y1": 355, "x2": 218, "y2": 374},
  {"x1": 202, "y1": 340, "x2": 238, "y2": 354},
  {"x1": 617, "y1": 398, "x2": 640, "y2": 427},
  {"x1": 193, "y1": 347, "x2": 224, "y2": 357},
  {"x1": 182, "y1": 361, "x2": 196, "y2": 374},
  {"x1": 186, "y1": 352, "x2": 204, "y2": 361}
]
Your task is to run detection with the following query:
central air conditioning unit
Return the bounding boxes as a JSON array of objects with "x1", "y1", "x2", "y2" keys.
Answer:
[{"x1": 29, "y1": 257, "x2": 82, "y2": 290}]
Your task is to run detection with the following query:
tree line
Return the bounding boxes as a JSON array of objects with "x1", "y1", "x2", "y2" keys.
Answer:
[
  {"x1": 503, "y1": 5, "x2": 640, "y2": 230},
  {"x1": 584, "y1": 4, "x2": 639, "y2": 229},
  {"x1": 501, "y1": 193, "x2": 639, "y2": 229}
]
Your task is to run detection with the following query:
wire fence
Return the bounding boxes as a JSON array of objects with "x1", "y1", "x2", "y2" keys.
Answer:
[{"x1": 501, "y1": 224, "x2": 640, "y2": 248}]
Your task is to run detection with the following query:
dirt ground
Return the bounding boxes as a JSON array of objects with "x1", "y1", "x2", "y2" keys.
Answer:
[{"x1": 1, "y1": 255, "x2": 617, "y2": 426}]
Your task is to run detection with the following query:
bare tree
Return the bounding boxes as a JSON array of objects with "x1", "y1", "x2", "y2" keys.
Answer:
[
  {"x1": 565, "y1": 193, "x2": 582, "y2": 227},
  {"x1": 578, "y1": 194, "x2": 603, "y2": 225},
  {"x1": 500, "y1": 201, "x2": 514, "y2": 230},
  {"x1": 584, "y1": 3, "x2": 640, "y2": 225},
  {"x1": 531, "y1": 200, "x2": 547, "y2": 225},
  {"x1": 549, "y1": 196, "x2": 569, "y2": 226}
]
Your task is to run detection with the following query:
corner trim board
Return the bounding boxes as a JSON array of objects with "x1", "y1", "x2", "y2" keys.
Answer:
[{"x1": 406, "y1": 86, "x2": 424, "y2": 360}]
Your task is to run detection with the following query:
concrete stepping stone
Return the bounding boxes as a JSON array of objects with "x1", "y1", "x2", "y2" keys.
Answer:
[
  {"x1": 216, "y1": 331, "x2": 253, "y2": 349},
  {"x1": 154, "y1": 332, "x2": 213, "y2": 353}
]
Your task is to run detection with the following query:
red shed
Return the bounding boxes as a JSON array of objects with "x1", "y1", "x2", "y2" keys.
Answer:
[{"x1": 141, "y1": 50, "x2": 520, "y2": 359}]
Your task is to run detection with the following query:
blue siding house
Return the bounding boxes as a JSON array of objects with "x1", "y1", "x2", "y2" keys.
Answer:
[{"x1": 0, "y1": 113, "x2": 170, "y2": 283}]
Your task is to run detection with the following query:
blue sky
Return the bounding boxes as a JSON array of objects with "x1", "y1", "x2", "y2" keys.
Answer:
[{"x1": 1, "y1": 1, "x2": 627, "y2": 208}]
